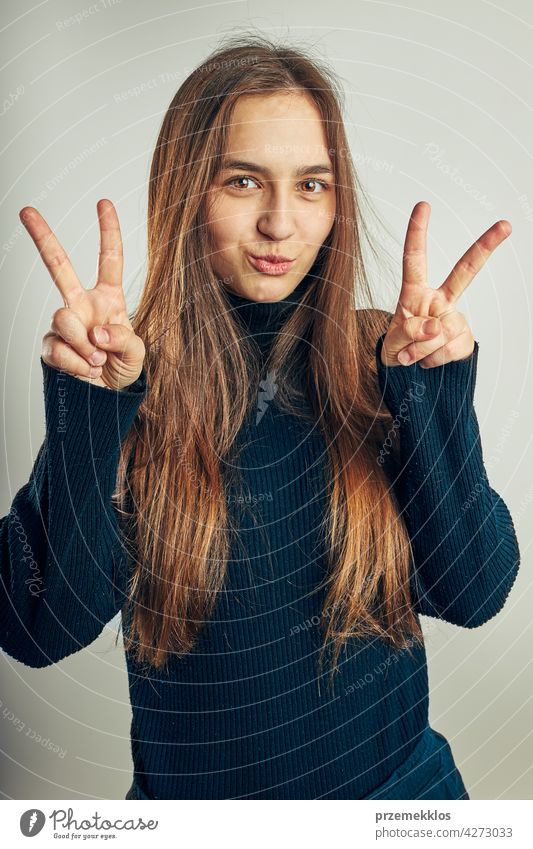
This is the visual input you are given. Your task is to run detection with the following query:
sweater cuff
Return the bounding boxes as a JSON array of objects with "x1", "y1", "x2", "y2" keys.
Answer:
[
  {"x1": 41, "y1": 357, "x2": 148, "y2": 457},
  {"x1": 375, "y1": 334, "x2": 479, "y2": 418}
]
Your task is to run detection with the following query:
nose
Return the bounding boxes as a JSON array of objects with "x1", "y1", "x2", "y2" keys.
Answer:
[{"x1": 256, "y1": 184, "x2": 296, "y2": 242}]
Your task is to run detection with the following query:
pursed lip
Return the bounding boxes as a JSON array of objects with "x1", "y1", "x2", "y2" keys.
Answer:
[{"x1": 249, "y1": 253, "x2": 295, "y2": 263}]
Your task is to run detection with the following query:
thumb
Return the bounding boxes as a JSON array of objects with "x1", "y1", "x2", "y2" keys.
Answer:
[
  {"x1": 90, "y1": 323, "x2": 145, "y2": 366},
  {"x1": 382, "y1": 316, "x2": 442, "y2": 366}
]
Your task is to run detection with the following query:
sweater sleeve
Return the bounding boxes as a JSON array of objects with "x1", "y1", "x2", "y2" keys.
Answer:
[
  {"x1": 0, "y1": 358, "x2": 147, "y2": 668},
  {"x1": 374, "y1": 334, "x2": 520, "y2": 628}
]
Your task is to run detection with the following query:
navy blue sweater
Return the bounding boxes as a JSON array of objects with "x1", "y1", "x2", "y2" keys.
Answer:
[{"x1": 0, "y1": 278, "x2": 520, "y2": 799}]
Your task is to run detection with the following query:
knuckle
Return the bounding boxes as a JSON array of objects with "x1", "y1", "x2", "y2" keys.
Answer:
[
  {"x1": 99, "y1": 247, "x2": 122, "y2": 257},
  {"x1": 45, "y1": 336, "x2": 65, "y2": 364},
  {"x1": 50, "y1": 335, "x2": 65, "y2": 357},
  {"x1": 41, "y1": 336, "x2": 53, "y2": 359},
  {"x1": 403, "y1": 317, "x2": 417, "y2": 340},
  {"x1": 410, "y1": 340, "x2": 425, "y2": 357},
  {"x1": 110, "y1": 323, "x2": 127, "y2": 343},
  {"x1": 48, "y1": 249, "x2": 69, "y2": 269},
  {"x1": 51, "y1": 306, "x2": 70, "y2": 327},
  {"x1": 51, "y1": 308, "x2": 77, "y2": 341},
  {"x1": 461, "y1": 257, "x2": 478, "y2": 276},
  {"x1": 116, "y1": 324, "x2": 138, "y2": 349},
  {"x1": 443, "y1": 338, "x2": 464, "y2": 359},
  {"x1": 442, "y1": 316, "x2": 463, "y2": 341}
]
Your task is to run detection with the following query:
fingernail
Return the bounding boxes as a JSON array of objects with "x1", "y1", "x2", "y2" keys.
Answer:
[
  {"x1": 422, "y1": 318, "x2": 439, "y2": 334},
  {"x1": 89, "y1": 366, "x2": 101, "y2": 378},
  {"x1": 89, "y1": 350, "x2": 106, "y2": 365},
  {"x1": 398, "y1": 350, "x2": 412, "y2": 365},
  {"x1": 94, "y1": 326, "x2": 109, "y2": 343}
]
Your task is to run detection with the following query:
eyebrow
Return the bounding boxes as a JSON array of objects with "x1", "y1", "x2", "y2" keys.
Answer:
[{"x1": 219, "y1": 159, "x2": 334, "y2": 177}]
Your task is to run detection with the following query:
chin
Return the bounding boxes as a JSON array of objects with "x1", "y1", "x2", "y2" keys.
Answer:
[{"x1": 234, "y1": 278, "x2": 289, "y2": 302}]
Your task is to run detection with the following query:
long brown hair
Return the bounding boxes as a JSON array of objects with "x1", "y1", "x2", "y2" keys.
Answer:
[{"x1": 114, "y1": 32, "x2": 423, "y2": 685}]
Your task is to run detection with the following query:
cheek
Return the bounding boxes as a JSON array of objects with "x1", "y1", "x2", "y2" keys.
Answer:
[
  {"x1": 208, "y1": 197, "x2": 252, "y2": 249},
  {"x1": 301, "y1": 202, "x2": 336, "y2": 244},
  {"x1": 209, "y1": 220, "x2": 231, "y2": 251},
  {"x1": 213, "y1": 215, "x2": 257, "y2": 252},
  {"x1": 206, "y1": 209, "x2": 231, "y2": 252}
]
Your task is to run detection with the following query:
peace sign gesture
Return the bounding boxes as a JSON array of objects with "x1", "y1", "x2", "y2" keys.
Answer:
[
  {"x1": 20, "y1": 199, "x2": 145, "y2": 389},
  {"x1": 380, "y1": 201, "x2": 512, "y2": 368}
]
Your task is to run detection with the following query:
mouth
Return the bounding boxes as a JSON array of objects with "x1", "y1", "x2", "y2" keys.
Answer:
[{"x1": 247, "y1": 253, "x2": 296, "y2": 276}]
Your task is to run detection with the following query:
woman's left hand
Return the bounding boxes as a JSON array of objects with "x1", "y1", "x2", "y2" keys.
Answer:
[{"x1": 380, "y1": 201, "x2": 512, "y2": 368}]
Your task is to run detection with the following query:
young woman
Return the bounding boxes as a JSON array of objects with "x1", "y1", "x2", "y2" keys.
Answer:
[{"x1": 1, "y1": 35, "x2": 520, "y2": 800}]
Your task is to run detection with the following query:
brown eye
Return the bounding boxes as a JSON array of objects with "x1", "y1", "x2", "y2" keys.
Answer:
[
  {"x1": 301, "y1": 179, "x2": 329, "y2": 194},
  {"x1": 226, "y1": 176, "x2": 259, "y2": 190}
]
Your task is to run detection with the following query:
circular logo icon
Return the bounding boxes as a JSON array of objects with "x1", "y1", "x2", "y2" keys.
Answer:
[{"x1": 20, "y1": 809, "x2": 46, "y2": 836}]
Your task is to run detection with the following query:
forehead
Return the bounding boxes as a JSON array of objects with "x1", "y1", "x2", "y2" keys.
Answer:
[{"x1": 223, "y1": 92, "x2": 333, "y2": 169}]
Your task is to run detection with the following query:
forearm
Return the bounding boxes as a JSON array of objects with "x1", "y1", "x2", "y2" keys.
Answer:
[
  {"x1": 375, "y1": 335, "x2": 520, "y2": 627},
  {"x1": 0, "y1": 360, "x2": 146, "y2": 667}
]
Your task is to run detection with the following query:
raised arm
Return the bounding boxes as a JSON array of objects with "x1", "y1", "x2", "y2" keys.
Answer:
[
  {"x1": 375, "y1": 333, "x2": 520, "y2": 627},
  {"x1": 0, "y1": 362, "x2": 147, "y2": 667},
  {"x1": 372, "y1": 201, "x2": 519, "y2": 626},
  {"x1": 1, "y1": 199, "x2": 147, "y2": 667}
]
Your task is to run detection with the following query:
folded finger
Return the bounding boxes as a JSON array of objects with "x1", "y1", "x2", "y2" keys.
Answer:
[
  {"x1": 88, "y1": 323, "x2": 145, "y2": 365},
  {"x1": 42, "y1": 334, "x2": 103, "y2": 379},
  {"x1": 50, "y1": 307, "x2": 107, "y2": 367},
  {"x1": 396, "y1": 312, "x2": 465, "y2": 365},
  {"x1": 418, "y1": 328, "x2": 474, "y2": 368},
  {"x1": 383, "y1": 315, "x2": 442, "y2": 362}
]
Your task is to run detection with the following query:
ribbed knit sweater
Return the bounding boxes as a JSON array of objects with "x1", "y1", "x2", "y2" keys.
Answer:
[{"x1": 0, "y1": 276, "x2": 520, "y2": 799}]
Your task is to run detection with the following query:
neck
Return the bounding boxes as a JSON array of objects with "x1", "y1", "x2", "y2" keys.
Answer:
[{"x1": 222, "y1": 274, "x2": 313, "y2": 348}]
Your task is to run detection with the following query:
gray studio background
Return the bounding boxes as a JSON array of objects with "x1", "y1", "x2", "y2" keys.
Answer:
[{"x1": 1, "y1": 0, "x2": 531, "y2": 800}]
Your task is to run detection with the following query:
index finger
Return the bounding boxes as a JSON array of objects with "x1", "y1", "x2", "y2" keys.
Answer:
[
  {"x1": 439, "y1": 220, "x2": 512, "y2": 303},
  {"x1": 401, "y1": 201, "x2": 429, "y2": 290},
  {"x1": 96, "y1": 198, "x2": 123, "y2": 288},
  {"x1": 19, "y1": 206, "x2": 83, "y2": 305}
]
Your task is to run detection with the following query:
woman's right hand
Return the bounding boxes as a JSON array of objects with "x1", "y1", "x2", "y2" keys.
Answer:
[{"x1": 20, "y1": 198, "x2": 146, "y2": 390}]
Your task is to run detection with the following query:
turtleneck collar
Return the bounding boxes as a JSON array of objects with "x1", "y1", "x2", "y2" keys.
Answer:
[{"x1": 222, "y1": 273, "x2": 313, "y2": 349}]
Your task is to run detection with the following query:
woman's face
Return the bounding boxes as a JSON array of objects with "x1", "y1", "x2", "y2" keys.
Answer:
[{"x1": 206, "y1": 91, "x2": 337, "y2": 302}]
